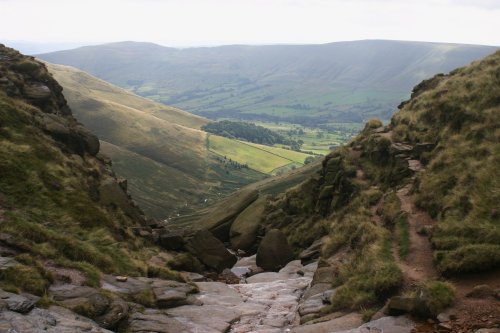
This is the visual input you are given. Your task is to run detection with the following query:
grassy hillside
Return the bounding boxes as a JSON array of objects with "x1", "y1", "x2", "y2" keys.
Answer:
[
  {"x1": 47, "y1": 63, "x2": 315, "y2": 218},
  {"x1": 38, "y1": 40, "x2": 497, "y2": 125},
  {"x1": 390, "y1": 52, "x2": 500, "y2": 275},
  {"x1": 45, "y1": 62, "x2": 208, "y2": 129}
]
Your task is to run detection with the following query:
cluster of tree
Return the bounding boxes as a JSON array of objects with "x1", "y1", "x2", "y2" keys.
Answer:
[
  {"x1": 203, "y1": 120, "x2": 298, "y2": 146},
  {"x1": 215, "y1": 155, "x2": 249, "y2": 171}
]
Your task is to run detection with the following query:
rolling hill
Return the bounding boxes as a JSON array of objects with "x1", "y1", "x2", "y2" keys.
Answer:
[
  {"x1": 38, "y1": 40, "x2": 497, "y2": 125},
  {"x1": 46, "y1": 63, "x2": 313, "y2": 218}
]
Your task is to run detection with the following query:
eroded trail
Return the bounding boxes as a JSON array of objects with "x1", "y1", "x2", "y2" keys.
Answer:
[{"x1": 395, "y1": 184, "x2": 437, "y2": 287}]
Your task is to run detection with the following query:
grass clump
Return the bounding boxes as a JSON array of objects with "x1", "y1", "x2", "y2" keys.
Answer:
[
  {"x1": 73, "y1": 303, "x2": 99, "y2": 319},
  {"x1": 380, "y1": 191, "x2": 401, "y2": 227},
  {"x1": 132, "y1": 288, "x2": 156, "y2": 308},
  {"x1": 147, "y1": 265, "x2": 185, "y2": 282},
  {"x1": 397, "y1": 214, "x2": 410, "y2": 259},
  {"x1": 423, "y1": 281, "x2": 455, "y2": 316},
  {"x1": 0, "y1": 264, "x2": 51, "y2": 296},
  {"x1": 435, "y1": 244, "x2": 500, "y2": 275}
]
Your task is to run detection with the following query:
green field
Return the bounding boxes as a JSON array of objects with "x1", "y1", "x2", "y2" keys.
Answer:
[
  {"x1": 207, "y1": 135, "x2": 310, "y2": 174},
  {"x1": 254, "y1": 121, "x2": 363, "y2": 155},
  {"x1": 241, "y1": 141, "x2": 312, "y2": 163}
]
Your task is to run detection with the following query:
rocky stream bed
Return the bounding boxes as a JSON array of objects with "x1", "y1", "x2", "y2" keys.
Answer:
[{"x1": 0, "y1": 254, "x2": 419, "y2": 333}]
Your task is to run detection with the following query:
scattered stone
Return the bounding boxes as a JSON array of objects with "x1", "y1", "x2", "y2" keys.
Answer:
[
  {"x1": 391, "y1": 142, "x2": 413, "y2": 153},
  {"x1": 437, "y1": 308, "x2": 457, "y2": 323},
  {"x1": 115, "y1": 276, "x2": 128, "y2": 282},
  {"x1": 438, "y1": 322, "x2": 453, "y2": 331},
  {"x1": 256, "y1": 229, "x2": 294, "y2": 271},
  {"x1": 408, "y1": 159, "x2": 424, "y2": 172}
]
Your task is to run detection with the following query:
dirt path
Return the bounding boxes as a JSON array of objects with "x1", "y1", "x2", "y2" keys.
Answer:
[{"x1": 395, "y1": 184, "x2": 437, "y2": 288}]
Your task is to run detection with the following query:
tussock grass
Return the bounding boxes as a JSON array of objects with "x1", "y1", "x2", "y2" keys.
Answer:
[
  {"x1": 423, "y1": 281, "x2": 455, "y2": 316},
  {"x1": 322, "y1": 190, "x2": 403, "y2": 311},
  {"x1": 397, "y1": 214, "x2": 410, "y2": 259},
  {"x1": 0, "y1": 264, "x2": 51, "y2": 296}
]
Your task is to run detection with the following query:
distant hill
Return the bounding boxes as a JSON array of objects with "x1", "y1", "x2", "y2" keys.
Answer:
[
  {"x1": 38, "y1": 40, "x2": 497, "y2": 125},
  {"x1": 46, "y1": 63, "x2": 312, "y2": 218}
]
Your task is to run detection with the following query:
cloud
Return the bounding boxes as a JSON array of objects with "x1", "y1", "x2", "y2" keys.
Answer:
[{"x1": 0, "y1": 0, "x2": 499, "y2": 46}]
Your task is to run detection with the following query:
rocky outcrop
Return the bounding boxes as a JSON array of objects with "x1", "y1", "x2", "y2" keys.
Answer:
[
  {"x1": 101, "y1": 275, "x2": 198, "y2": 309},
  {"x1": 186, "y1": 230, "x2": 237, "y2": 272},
  {"x1": 48, "y1": 284, "x2": 128, "y2": 329},
  {"x1": 256, "y1": 229, "x2": 294, "y2": 271},
  {"x1": 0, "y1": 290, "x2": 38, "y2": 314},
  {"x1": 0, "y1": 306, "x2": 113, "y2": 333}
]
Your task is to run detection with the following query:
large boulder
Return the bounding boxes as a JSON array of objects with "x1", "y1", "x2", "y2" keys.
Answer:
[
  {"x1": 256, "y1": 229, "x2": 294, "y2": 271},
  {"x1": 229, "y1": 196, "x2": 267, "y2": 251},
  {"x1": 158, "y1": 229, "x2": 185, "y2": 251},
  {"x1": 186, "y1": 230, "x2": 237, "y2": 272},
  {"x1": 201, "y1": 188, "x2": 259, "y2": 241}
]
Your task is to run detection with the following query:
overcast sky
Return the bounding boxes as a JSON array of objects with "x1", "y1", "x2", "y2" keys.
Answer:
[{"x1": 1, "y1": 0, "x2": 499, "y2": 47}]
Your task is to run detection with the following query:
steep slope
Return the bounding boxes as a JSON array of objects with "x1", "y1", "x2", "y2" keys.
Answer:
[
  {"x1": 38, "y1": 40, "x2": 497, "y2": 124},
  {"x1": 45, "y1": 62, "x2": 208, "y2": 129},
  {"x1": 0, "y1": 44, "x2": 185, "y2": 301},
  {"x1": 183, "y1": 50, "x2": 500, "y2": 330},
  {"x1": 44, "y1": 63, "x2": 313, "y2": 219}
]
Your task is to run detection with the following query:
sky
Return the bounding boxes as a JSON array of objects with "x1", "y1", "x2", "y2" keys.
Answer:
[{"x1": 1, "y1": 0, "x2": 499, "y2": 48}]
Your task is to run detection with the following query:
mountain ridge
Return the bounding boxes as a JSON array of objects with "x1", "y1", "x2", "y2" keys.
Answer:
[{"x1": 38, "y1": 39, "x2": 498, "y2": 125}]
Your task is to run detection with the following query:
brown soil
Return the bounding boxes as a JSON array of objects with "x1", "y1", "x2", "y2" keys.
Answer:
[{"x1": 395, "y1": 184, "x2": 438, "y2": 289}]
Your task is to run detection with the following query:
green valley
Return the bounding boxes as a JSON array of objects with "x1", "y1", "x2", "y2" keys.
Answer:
[
  {"x1": 46, "y1": 63, "x2": 318, "y2": 218},
  {"x1": 38, "y1": 40, "x2": 497, "y2": 127}
]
